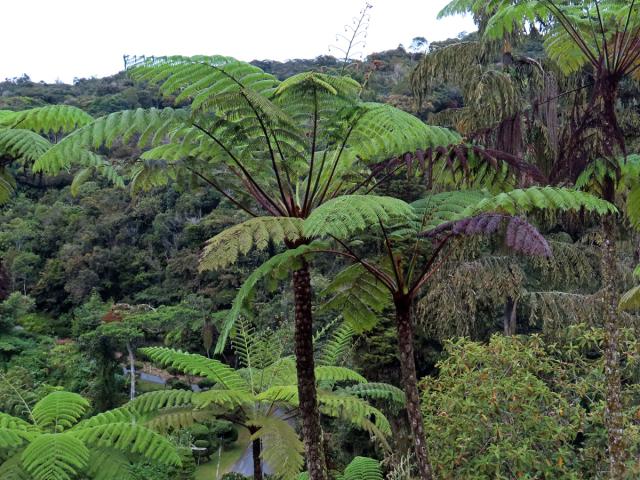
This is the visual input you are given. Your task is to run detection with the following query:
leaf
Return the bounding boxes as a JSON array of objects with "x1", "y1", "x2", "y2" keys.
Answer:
[
  {"x1": 32, "y1": 391, "x2": 90, "y2": 431},
  {"x1": 21, "y1": 433, "x2": 89, "y2": 480},
  {"x1": 340, "y1": 456, "x2": 383, "y2": 480},
  {"x1": 246, "y1": 415, "x2": 304, "y2": 480}
]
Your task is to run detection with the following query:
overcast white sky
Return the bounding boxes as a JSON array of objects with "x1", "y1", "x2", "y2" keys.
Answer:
[{"x1": 2, "y1": 0, "x2": 475, "y2": 83}]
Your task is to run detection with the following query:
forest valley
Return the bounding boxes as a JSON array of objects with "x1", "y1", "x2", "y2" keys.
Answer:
[{"x1": 1, "y1": 1, "x2": 640, "y2": 479}]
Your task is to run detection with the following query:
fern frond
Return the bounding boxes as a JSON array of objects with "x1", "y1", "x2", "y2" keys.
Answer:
[
  {"x1": 214, "y1": 242, "x2": 320, "y2": 354},
  {"x1": 318, "y1": 323, "x2": 355, "y2": 366},
  {"x1": 0, "y1": 105, "x2": 93, "y2": 134},
  {"x1": 340, "y1": 456, "x2": 383, "y2": 480},
  {"x1": 304, "y1": 195, "x2": 414, "y2": 239},
  {"x1": 140, "y1": 347, "x2": 249, "y2": 392},
  {"x1": 193, "y1": 389, "x2": 254, "y2": 409},
  {"x1": 32, "y1": 392, "x2": 90, "y2": 432},
  {"x1": 462, "y1": 186, "x2": 617, "y2": 216},
  {"x1": 86, "y1": 448, "x2": 134, "y2": 480},
  {"x1": 0, "y1": 453, "x2": 30, "y2": 480},
  {"x1": 0, "y1": 128, "x2": 52, "y2": 163},
  {"x1": 314, "y1": 366, "x2": 367, "y2": 384},
  {"x1": 0, "y1": 428, "x2": 35, "y2": 449},
  {"x1": 128, "y1": 390, "x2": 194, "y2": 414},
  {"x1": 619, "y1": 286, "x2": 640, "y2": 311},
  {"x1": 144, "y1": 406, "x2": 211, "y2": 431},
  {"x1": 199, "y1": 217, "x2": 304, "y2": 272},
  {"x1": 319, "y1": 264, "x2": 392, "y2": 332},
  {"x1": 412, "y1": 190, "x2": 490, "y2": 230},
  {"x1": 343, "y1": 383, "x2": 405, "y2": 405},
  {"x1": 318, "y1": 392, "x2": 391, "y2": 436},
  {"x1": 21, "y1": 433, "x2": 89, "y2": 480},
  {"x1": 247, "y1": 415, "x2": 304, "y2": 479},
  {"x1": 70, "y1": 423, "x2": 181, "y2": 466}
]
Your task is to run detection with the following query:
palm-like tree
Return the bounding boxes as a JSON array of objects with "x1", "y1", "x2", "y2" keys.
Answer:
[
  {"x1": 134, "y1": 320, "x2": 403, "y2": 480},
  {"x1": 301, "y1": 187, "x2": 615, "y2": 479},
  {"x1": 0, "y1": 390, "x2": 180, "y2": 480},
  {"x1": 32, "y1": 55, "x2": 462, "y2": 480}
]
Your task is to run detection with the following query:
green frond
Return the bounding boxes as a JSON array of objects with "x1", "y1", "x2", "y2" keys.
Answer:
[
  {"x1": 0, "y1": 412, "x2": 35, "y2": 431},
  {"x1": 318, "y1": 322, "x2": 355, "y2": 366},
  {"x1": 199, "y1": 217, "x2": 305, "y2": 272},
  {"x1": 144, "y1": 406, "x2": 211, "y2": 431},
  {"x1": 247, "y1": 415, "x2": 304, "y2": 480},
  {"x1": 318, "y1": 392, "x2": 391, "y2": 436},
  {"x1": 0, "y1": 428, "x2": 35, "y2": 449},
  {"x1": 193, "y1": 389, "x2": 254, "y2": 409},
  {"x1": 256, "y1": 386, "x2": 299, "y2": 405},
  {"x1": 70, "y1": 423, "x2": 181, "y2": 466},
  {"x1": 21, "y1": 433, "x2": 89, "y2": 480},
  {"x1": 314, "y1": 366, "x2": 367, "y2": 384},
  {"x1": 276, "y1": 72, "x2": 360, "y2": 98},
  {"x1": 343, "y1": 383, "x2": 405, "y2": 405},
  {"x1": 340, "y1": 456, "x2": 383, "y2": 480},
  {"x1": 68, "y1": 406, "x2": 135, "y2": 429},
  {"x1": 0, "y1": 128, "x2": 52, "y2": 163},
  {"x1": 32, "y1": 391, "x2": 90, "y2": 432},
  {"x1": 319, "y1": 264, "x2": 392, "y2": 332},
  {"x1": 0, "y1": 453, "x2": 30, "y2": 480},
  {"x1": 412, "y1": 190, "x2": 490, "y2": 230},
  {"x1": 0, "y1": 105, "x2": 93, "y2": 135},
  {"x1": 304, "y1": 195, "x2": 414, "y2": 240},
  {"x1": 348, "y1": 103, "x2": 460, "y2": 162},
  {"x1": 86, "y1": 448, "x2": 134, "y2": 480},
  {"x1": 0, "y1": 167, "x2": 16, "y2": 204},
  {"x1": 128, "y1": 390, "x2": 194, "y2": 414},
  {"x1": 141, "y1": 347, "x2": 249, "y2": 392},
  {"x1": 214, "y1": 242, "x2": 320, "y2": 354},
  {"x1": 462, "y1": 186, "x2": 617, "y2": 217},
  {"x1": 619, "y1": 286, "x2": 640, "y2": 311}
]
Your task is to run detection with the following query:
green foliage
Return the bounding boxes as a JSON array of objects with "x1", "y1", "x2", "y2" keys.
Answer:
[
  {"x1": 0, "y1": 390, "x2": 180, "y2": 480},
  {"x1": 339, "y1": 457, "x2": 383, "y2": 480},
  {"x1": 304, "y1": 195, "x2": 414, "y2": 240},
  {"x1": 199, "y1": 216, "x2": 304, "y2": 272}
]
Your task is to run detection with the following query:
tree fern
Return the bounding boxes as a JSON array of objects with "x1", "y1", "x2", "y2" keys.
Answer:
[
  {"x1": 247, "y1": 415, "x2": 304, "y2": 480},
  {"x1": 31, "y1": 391, "x2": 89, "y2": 431},
  {"x1": 21, "y1": 433, "x2": 89, "y2": 480},
  {"x1": 199, "y1": 216, "x2": 304, "y2": 272},
  {"x1": 0, "y1": 105, "x2": 93, "y2": 135}
]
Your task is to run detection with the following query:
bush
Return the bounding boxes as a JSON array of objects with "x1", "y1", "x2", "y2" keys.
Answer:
[{"x1": 18, "y1": 312, "x2": 53, "y2": 335}]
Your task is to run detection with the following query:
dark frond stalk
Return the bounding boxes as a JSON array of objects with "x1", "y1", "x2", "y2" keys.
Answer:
[
  {"x1": 379, "y1": 218, "x2": 404, "y2": 292},
  {"x1": 394, "y1": 295, "x2": 434, "y2": 480},
  {"x1": 601, "y1": 211, "x2": 627, "y2": 479},
  {"x1": 186, "y1": 167, "x2": 258, "y2": 217},
  {"x1": 192, "y1": 123, "x2": 286, "y2": 215},
  {"x1": 331, "y1": 236, "x2": 396, "y2": 289},
  {"x1": 614, "y1": 0, "x2": 637, "y2": 71},
  {"x1": 593, "y1": 0, "x2": 612, "y2": 70},
  {"x1": 316, "y1": 120, "x2": 358, "y2": 207},
  {"x1": 291, "y1": 259, "x2": 328, "y2": 480},
  {"x1": 544, "y1": 0, "x2": 599, "y2": 66},
  {"x1": 409, "y1": 233, "x2": 454, "y2": 297}
]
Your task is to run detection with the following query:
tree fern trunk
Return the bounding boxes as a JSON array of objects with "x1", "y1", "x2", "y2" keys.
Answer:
[
  {"x1": 601, "y1": 212, "x2": 627, "y2": 479},
  {"x1": 248, "y1": 427, "x2": 263, "y2": 480},
  {"x1": 0, "y1": 259, "x2": 9, "y2": 302},
  {"x1": 503, "y1": 297, "x2": 517, "y2": 336},
  {"x1": 394, "y1": 296, "x2": 433, "y2": 480},
  {"x1": 292, "y1": 261, "x2": 327, "y2": 480}
]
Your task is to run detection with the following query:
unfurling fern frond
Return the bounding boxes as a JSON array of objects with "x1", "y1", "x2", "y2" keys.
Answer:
[
  {"x1": 21, "y1": 433, "x2": 89, "y2": 480},
  {"x1": 199, "y1": 217, "x2": 304, "y2": 272},
  {"x1": 319, "y1": 264, "x2": 392, "y2": 332},
  {"x1": 70, "y1": 423, "x2": 181, "y2": 466},
  {"x1": 340, "y1": 456, "x2": 384, "y2": 480},
  {"x1": 0, "y1": 105, "x2": 93, "y2": 134},
  {"x1": 421, "y1": 214, "x2": 552, "y2": 257},
  {"x1": 304, "y1": 195, "x2": 414, "y2": 239},
  {"x1": 140, "y1": 347, "x2": 249, "y2": 392},
  {"x1": 214, "y1": 242, "x2": 320, "y2": 354},
  {"x1": 31, "y1": 391, "x2": 90, "y2": 432},
  {"x1": 461, "y1": 186, "x2": 617, "y2": 217},
  {"x1": 246, "y1": 415, "x2": 304, "y2": 480}
]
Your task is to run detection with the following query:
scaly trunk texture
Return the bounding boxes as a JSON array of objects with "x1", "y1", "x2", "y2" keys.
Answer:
[
  {"x1": 395, "y1": 296, "x2": 434, "y2": 480},
  {"x1": 292, "y1": 261, "x2": 327, "y2": 480},
  {"x1": 601, "y1": 211, "x2": 627, "y2": 479},
  {"x1": 0, "y1": 260, "x2": 9, "y2": 302},
  {"x1": 248, "y1": 427, "x2": 263, "y2": 480}
]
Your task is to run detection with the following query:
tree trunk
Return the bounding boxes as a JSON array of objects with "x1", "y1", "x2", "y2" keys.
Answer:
[
  {"x1": 126, "y1": 342, "x2": 136, "y2": 401},
  {"x1": 503, "y1": 297, "x2": 517, "y2": 336},
  {"x1": 291, "y1": 261, "x2": 327, "y2": 480},
  {"x1": 0, "y1": 260, "x2": 8, "y2": 301},
  {"x1": 248, "y1": 427, "x2": 263, "y2": 480},
  {"x1": 394, "y1": 295, "x2": 433, "y2": 480},
  {"x1": 601, "y1": 212, "x2": 627, "y2": 479}
]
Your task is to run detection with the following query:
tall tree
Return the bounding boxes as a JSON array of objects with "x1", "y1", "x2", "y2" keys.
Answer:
[
  {"x1": 33, "y1": 56, "x2": 459, "y2": 479},
  {"x1": 301, "y1": 187, "x2": 614, "y2": 479}
]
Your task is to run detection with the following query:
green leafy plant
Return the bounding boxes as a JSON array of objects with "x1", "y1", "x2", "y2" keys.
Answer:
[{"x1": 0, "y1": 390, "x2": 180, "y2": 480}]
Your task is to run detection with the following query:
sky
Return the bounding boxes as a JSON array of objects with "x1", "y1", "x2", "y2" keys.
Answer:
[{"x1": 1, "y1": 0, "x2": 476, "y2": 84}]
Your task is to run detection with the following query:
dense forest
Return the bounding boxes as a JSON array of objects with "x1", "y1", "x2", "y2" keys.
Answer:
[{"x1": 1, "y1": 1, "x2": 640, "y2": 479}]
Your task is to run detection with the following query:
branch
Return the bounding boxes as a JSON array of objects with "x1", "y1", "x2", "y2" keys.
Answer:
[{"x1": 185, "y1": 166, "x2": 258, "y2": 217}]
